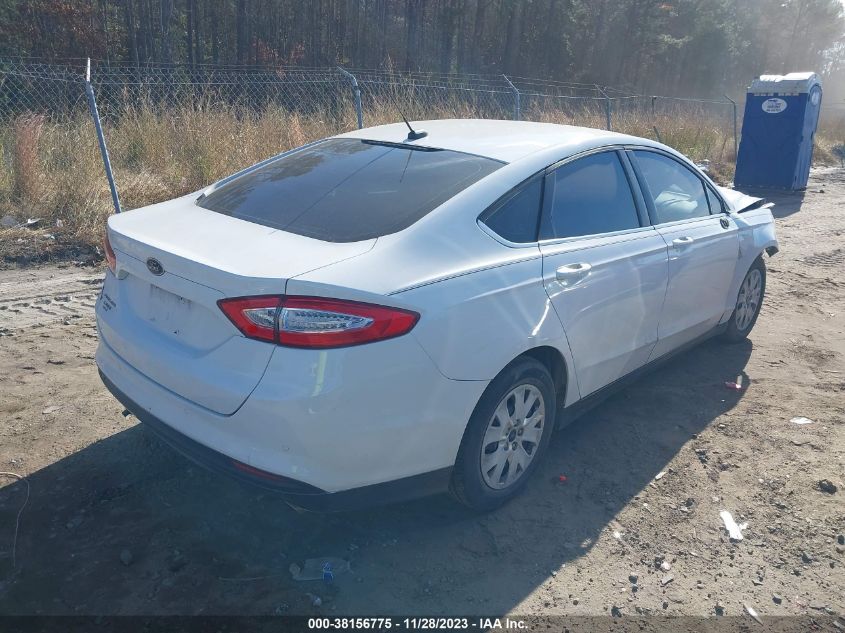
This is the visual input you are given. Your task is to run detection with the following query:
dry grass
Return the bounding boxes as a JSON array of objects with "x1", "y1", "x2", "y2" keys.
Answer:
[{"x1": 0, "y1": 99, "x2": 842, "y2": 252}]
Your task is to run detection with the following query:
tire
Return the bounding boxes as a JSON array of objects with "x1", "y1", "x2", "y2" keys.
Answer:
[
  {"x1": 722, "y1": 256, "x2": 766, "y2": 343},
  {"x1": 450, "y1": 357, "x2": 556, "y2": 511}
]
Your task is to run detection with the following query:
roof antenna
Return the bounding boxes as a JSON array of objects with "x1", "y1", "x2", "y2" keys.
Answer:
[{"x1": 401, "y1": 114, "x2": 428, "y2": 141}]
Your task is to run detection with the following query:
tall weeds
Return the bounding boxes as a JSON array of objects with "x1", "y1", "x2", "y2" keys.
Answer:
[
  {"x1": 11, "y1": 114, "x2": 45, "y2": 208},
  {"x1": 0, "y1": 100, "x2": 841, "y2": 248}
]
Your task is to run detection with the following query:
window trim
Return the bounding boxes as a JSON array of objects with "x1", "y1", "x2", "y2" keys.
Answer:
[
  {"x1": 477, "y1": 172, "x2": 545, "y2": 247},
  {"x1": 626, "y1": 147, "x2": 727, "y2": 227},
  {"x1": 538, "y1": 147, "x2": 649, "y2": 244},
  {"x1": 705, "y1": 182, "x2": 726, "y2": 214}
]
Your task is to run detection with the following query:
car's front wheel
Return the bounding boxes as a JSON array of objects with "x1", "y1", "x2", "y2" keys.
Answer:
[
  {"x1": 450, "y1": 357, "x2": 556, "y2": 511},
  {"x1": 722, "y1": 256, "x2": 766, "y2": 343}
]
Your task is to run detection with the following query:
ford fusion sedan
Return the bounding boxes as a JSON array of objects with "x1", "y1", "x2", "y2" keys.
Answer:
[{"x1": 96, "y1": 120, "x2": 777, "y2": 511}]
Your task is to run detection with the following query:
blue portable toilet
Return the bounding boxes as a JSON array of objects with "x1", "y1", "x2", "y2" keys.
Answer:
[{"x1": 735, "y1": 72, "x2": 822, "y2": 190}]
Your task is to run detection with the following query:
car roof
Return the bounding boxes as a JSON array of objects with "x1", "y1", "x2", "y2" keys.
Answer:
[{"x1": 336, "y1": 119, "x2": 650, "y2": 164}]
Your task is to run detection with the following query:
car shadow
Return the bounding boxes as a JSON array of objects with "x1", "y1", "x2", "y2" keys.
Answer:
[{"x1": 0, "y1": 338, "x2": 752, "y2": 616}]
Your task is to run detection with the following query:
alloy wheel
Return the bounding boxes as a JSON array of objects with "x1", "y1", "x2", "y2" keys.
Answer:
[
  {"x1": 480, "y1": 384, "x2": 545, "y2": 489},
  {"x1": 735, "y1": 268, "x2": 762, "y2": 331}
]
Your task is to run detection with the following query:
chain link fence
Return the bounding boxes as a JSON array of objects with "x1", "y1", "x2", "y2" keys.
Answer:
[
  {"x1": 0, "y1": 59, "x2": 739, "y2": 243},
  {"x1": 0, "y1": 59, "x2": 738, "y2": 138}
]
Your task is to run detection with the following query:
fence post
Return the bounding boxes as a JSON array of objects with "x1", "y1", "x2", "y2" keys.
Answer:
[
  {"x1": 596, "y1": 85, "x2": 612, "y2": 130},
  {"x1": 503, "y1": 74, "x2": 520, "y2": 121},
  {"x1": 337, "y1": 66, "x2": 363, "y2": 129},
  {"x1": 84, "y1": 58, "x2": 121, "y2": 214},
  {"x1": 724, "y1": 94, "x2": 739, "y2": 161}
]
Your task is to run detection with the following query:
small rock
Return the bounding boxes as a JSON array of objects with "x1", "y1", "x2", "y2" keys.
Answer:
[
  {"x1": 835, "y1": 544, "x2": 845, "y2": 554},
  {"x1": 119, "y1": 549, "x2": 133, "y2": 566},
  {"x1": 572, "y1": 598, "x2": 579, "y2": 605},
  {"x1": 661, "y1": 574, "x2": 674, "y2": 586},
  {"x1": 715, "y1": 602, "x2": 725, "y2": 616},
  {"x1": 801, "y1": 551, "x2": 813, "y2": 564},
  {"x1": 610, "y1": 605, "x2": 622, "y2": 617},
  {"x1": 660, "y1": 561, "x2": 672, "y2": 572},
  {"x1": 818, "y1": 479, "x2": 838, "y2": 494},
  {"x1": 308, "y1": 593, "x2": 322, "y2": 607},
  {"x1": 837, "y1": 535, "x2": 844, "y2": 545},
  {"x1": 42, "y1": 405, "x2": 61, "y2": 415},
  {"x1": 65, "y1": 515, "x2": 83, "y2": 529},
  {"x1": 628, "y1": 573, "x2": 639, "y2": 583},
  {"x1": 772, "y1": 593, "x2": 783, "y2": 604},
  {"x1": 167, "y1": 552, "x2": 188, "y2": 572}
]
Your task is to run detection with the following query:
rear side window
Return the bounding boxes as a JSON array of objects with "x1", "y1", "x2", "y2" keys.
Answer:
[
  {"x1": 633, "y1": 150, "x2": 709, "y2": 224},
  {"x1": 540, "y1": 151, "x2": 640, "y2": 240},
  {"x1": 481, "y1": 177, "x2": 543, "y2": 243},
  {"x1": 197, "y1": 138, "x2": 502, "y2": 242}
]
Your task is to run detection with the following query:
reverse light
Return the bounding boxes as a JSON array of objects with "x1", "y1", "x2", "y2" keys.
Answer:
[
  {"x1": 218, "y1": 296, "x2": 419, "y2": 348},
  {"x1": 103, "y1": 230, "x2": 116, "y2": 273}
]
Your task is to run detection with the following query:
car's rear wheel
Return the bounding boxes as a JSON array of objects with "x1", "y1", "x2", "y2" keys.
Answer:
[
  {"x1": 722, "y1": 256, "x2": 766, "y2": 343},
  {"x1": 450, "y1": 357, "x2": 555, "y2": 511}
]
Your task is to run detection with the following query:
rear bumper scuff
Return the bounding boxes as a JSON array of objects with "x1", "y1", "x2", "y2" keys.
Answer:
[{"x1": 99, "y1": 369, "x2": 453, "y2": 511}]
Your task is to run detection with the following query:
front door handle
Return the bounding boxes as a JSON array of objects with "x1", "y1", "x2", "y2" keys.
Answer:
[
  {"x1": 555, "y1": 262, "x2": 592, "y2": 285},
  {"x1": 672, "y1": 236, "x2": 694, "y2": 249}
]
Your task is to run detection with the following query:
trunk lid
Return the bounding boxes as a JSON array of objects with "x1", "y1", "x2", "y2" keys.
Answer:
[{"x1": 101, "y1": 194, "x2": 374, "y2": 414}]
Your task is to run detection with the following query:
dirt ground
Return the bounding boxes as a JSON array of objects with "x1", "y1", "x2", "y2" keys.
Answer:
[{"x1": 0, "y1": 170, "x2": 843, "y2": 622}]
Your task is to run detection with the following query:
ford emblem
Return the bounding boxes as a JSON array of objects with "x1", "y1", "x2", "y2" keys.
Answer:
[{"x1": 146, "y1": 258, "x2": 165, "y2": 276}]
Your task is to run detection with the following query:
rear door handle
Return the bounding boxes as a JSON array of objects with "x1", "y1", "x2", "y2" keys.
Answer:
[
  {"x1": 672, "y1": 236, "x2": 694, "y2": 249},
  {"x1": 555, "y1": 262, "x2": 592, "y2": 285}
]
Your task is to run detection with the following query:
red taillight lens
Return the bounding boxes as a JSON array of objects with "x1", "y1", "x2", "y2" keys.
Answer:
[
  {"x1": 217, "y1": 296, "x2": 282, "y2": 342},
  {"x1": 103, "y1": 230, "x2": 116, "y2": 273},
  {"x1": 217, "y1": 295, "x2": 419, "y2": 348}
]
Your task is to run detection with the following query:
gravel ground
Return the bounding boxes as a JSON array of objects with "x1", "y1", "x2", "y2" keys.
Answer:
[{"x1": 0, "y1": 170, "x2": 842, "y2": 624}]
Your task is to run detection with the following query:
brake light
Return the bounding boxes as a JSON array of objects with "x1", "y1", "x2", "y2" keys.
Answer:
[
  {"x1": 217, "y1": 296, "x2": 281, "y2": 342},
  {"x1": 103, "y1": 230, "x2": 116, "y2": 273},
  {"x1": 217, "y1": 296, "x2": 419, "y2": 348}
]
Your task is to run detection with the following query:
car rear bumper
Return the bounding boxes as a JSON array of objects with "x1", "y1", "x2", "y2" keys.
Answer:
[
  {"x1": 95, "y1": 313, "x2": 486, "y2": 505},
  {"x1": 99, "y1": 369, "x2": 452, "y2": 510}
]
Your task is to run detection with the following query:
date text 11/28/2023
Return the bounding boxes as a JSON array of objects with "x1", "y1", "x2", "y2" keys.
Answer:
[{"x1": 307, "y1": 617, "x2": 528, "y2": 630}]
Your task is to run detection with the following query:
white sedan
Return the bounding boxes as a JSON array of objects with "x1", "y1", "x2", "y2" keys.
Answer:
[{"x1": 96, "y1": 120, "x2": 778, "y2": 511}]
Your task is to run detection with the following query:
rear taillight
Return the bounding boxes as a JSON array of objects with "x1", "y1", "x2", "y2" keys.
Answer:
[
  {"x1": 103, "y1": 230, "x2": 116, "y2": 273},
  {"x1": 217, "y1": 296, "x2": 419, "y2": 349}
]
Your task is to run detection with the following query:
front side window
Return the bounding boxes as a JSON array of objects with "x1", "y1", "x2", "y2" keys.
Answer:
[
  {"x1": 705, "y1": 185, "x2": 724, "y2": 213},
  {"x1": 481, "y1": 177, "x2": 543, "y2": 243},
  {"x1": 540, "y1": 151, "x2": 640, "y2": 240},
  {"x1": 197, "y1": 138, "x2": 502, "y2": 242},
  {"x1": 633, "y1": 150, "x2": 709, "y2": 224}
]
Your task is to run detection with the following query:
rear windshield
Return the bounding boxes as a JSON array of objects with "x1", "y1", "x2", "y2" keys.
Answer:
[{"x1": 196, "y1": 138, "x2": 502, "y2": 242}]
